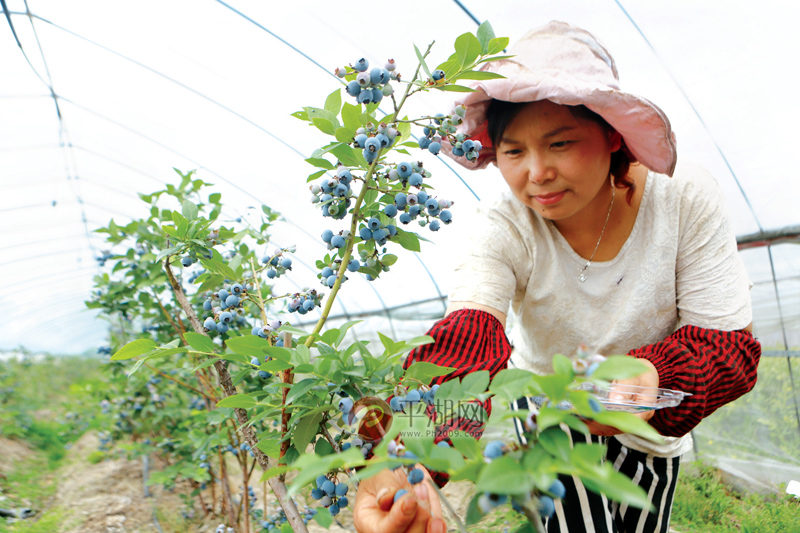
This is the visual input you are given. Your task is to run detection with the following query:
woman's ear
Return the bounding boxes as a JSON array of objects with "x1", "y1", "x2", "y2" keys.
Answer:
[{"x1": 608, "y1": 130, "x2": 623, "y2": 153}]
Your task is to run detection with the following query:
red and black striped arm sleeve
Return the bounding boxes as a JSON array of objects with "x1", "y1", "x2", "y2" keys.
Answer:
[
  {"x1": 402, "y1": 308, "x2": 512, "y2": 486},
  {"x1": 628, "y1": 325, "x2": 761, "y2": 438}
]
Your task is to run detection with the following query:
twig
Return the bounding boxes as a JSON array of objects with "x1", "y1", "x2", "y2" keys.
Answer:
[
  {"x1": 142, "y1": 361, "x2": 210, "y2": 399},
  {"x1": 427, "y1": 479, "x2": 467, "y2": 533},
  {"x1": 279, "y1": 331, "x2": 294, "y2": 481},
  {"x1": 521, "y1": 502, "x2": 547, "y2": 533},
  {"x1": 164, "y1": 257, "x2": 309, "y2": 533}
]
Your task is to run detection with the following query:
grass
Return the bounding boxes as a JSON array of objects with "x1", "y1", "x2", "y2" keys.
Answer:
[{"x1": 671, "y1": 461, "x2": 800, "y2": 533}]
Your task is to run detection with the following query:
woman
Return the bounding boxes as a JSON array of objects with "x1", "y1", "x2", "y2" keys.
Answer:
[{"x1": 353, "y1": 21, "x2": 761, "y2": 533}]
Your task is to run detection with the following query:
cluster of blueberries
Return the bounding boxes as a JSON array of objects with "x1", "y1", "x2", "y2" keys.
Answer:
[
  {"x1": 389, "y1": 384, "x2": 439, "y2": 412},
  {"x1": 261, "y1": 248, "x2": 294, "y2": 279},
  {"x1": 340, "y1": 57, "x2": 399, "y2": 108},
  {"x1": 255, "y1": 506, "x2": 317, "y2": 531},
  {"x1": 311, "y1": 167, "x2": 353, "y2": 220},
  {"x1": 385, "y1": 161, "x2": 453, "y2": 230},
  {"x1": 353, "y1": 121, "x2": 399, "y2": 164},
  {"x1": 286, "y1": 290, "x2": 323, "y2": 315},
  {"x1": 249, "y1": 355, "x2": 273, "y2": 380},
  {"x1": 311, "y1": 474, "x2": 351, "y2": 516},
  {"x1": 202, "y1": 283, "x2": 250, "y2": 334},
  {"x1": 96, "y1": 250, "x2": 113, "y2": 267}
]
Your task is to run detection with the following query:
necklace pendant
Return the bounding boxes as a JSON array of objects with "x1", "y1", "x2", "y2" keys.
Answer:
[{"x1": 578, "y1": 272, "x2": 587, "y2": 283}]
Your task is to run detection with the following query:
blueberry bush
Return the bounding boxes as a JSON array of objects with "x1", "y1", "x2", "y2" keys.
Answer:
[{"x1": 90, "y1": 22, "x2": 662, "y2": 533}]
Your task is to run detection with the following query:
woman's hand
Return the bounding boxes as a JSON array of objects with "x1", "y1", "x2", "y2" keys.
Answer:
[
  {"x1": 584, "y1": 358, "x2": 659, "y2": 437},
  {"x1": 353, "y1": 465, "x2": 446, "y2": 533}
]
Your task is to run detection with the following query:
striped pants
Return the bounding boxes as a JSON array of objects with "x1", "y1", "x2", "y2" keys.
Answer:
[{"x1": 511, "y1": 397, "x2": 681, "y2": 533}]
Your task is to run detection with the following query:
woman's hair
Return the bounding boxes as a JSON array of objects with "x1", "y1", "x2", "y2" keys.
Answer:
[{"x1": 486, "y1": 99, "x2": 637, "y2": 204}]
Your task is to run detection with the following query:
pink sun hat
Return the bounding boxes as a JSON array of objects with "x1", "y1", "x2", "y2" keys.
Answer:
[{"x1": 446, "y1": 21, "x2": 678, "y2": 176}]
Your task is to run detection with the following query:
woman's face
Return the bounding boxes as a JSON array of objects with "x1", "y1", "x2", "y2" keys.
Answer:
[{"x1": 495, "y1": 100, "x2": 621, "y2": 226}]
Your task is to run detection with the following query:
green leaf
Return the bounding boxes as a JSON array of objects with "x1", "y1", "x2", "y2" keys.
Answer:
[
  {"x1": 314, "y1": 438, "x2": 334, "y2": 457},
  {"x1": 305, "y1": 157, "x2": 334, "y2": 170},
  {"x1": 334, "y1": 320, "x2": 363, "y2": 348},
  {"x1": 199, "y1": 258, "x2": 237, "y2": 280},
  {"x1": 552, "y1": 354, "x2": 574, "y2": 377},
  {"x1": 404, "y1": 362, "x2": 454, "y2": 384},
  {"x1": 476, "y1": 456, "x2": 534, "y2": 495},
  {"x1": 155, "y1": 245, "x2": 182, "y2": 262},
  {"x1": 286, "y1": 378, "x2": 319, "y2": 405},
  {"x1": 451, "y1": 70, "x2": 506, "y2": 81},
  {"x1": 413, "y1": 44, "x2": 431, "y2": 77},
  {"x1": 307, "y1": 169, "x2": 327, "y2": 183},
  {"x1": 590, "y1": 355, "x2": 649, "y2": 381},
  {"x1": 182, "y1": 200, "x2": 198, "y2": 221},
  {"x1": 465, "y1": 494, "x2": 484, "y2": 525},
  {"x1": 329, "y1": 142, "x2": 362, "y2": 168},
  {"x1": 225, "y1": 335, "x2": 270, "y2": 358},
  {"x1": 312, "y1": 117, "x2": 336, "y2": 135},
  {"x1": 304, "y1": 106, "x2": 340, "y2": 129},
  {"x1": 487, "y1": 37, "x2": 510, "y2": 55},
  {"x1": 382, "y1": 254, "x2": 398, "y2": 267},
  {"x1": 461, "y1": 371, "x2": 490, "y2": 396},
  {"x1": 341, "y1": 102, "x2": 362, "y2": 131},
  {"x1": 438, "y1": 84, "x2": 477, "y2": 93},
  {"x1": 191, "y1": 357, "x2": 220, "y2": 373},
  {"x1": 454, "y1": 32, "x2": 482, "y2": 68},
  {"x1": 450, "y1": 435, "x2": 480, "y2": 461},
  {"x1": 313, "y1": 507, "x2": 333, "y2": 528},
  {"x1": 392, "y1": 228, "x2": 421, "y2": 252},
  {"x1": 335, "y1": 127, "x2": 356, "y2": 143},
  {"x1": 537, "y1": 427, "x2": 571, "y2": 462},
  {"x1": 581, "y1": 466, "x2": 654, "y2": 512},
  {"x1": 536, "y1": 406, "x2": 567, "y2": 431},
  {"x1": 209, "y1": 192, "x2": 221, "y2": 204},
  {"x1": 216, "y1": 394, "x2": 257, "y2": 409},
  {"x1": 111, "y1": 339, "x2": 157, "y2": 360},
  {"x1": 184, "y1": 332, "x2": 214, "y2": 353},
  {"x1": 590, "y1": 410, "x2": 664, "y2": 442},
  {"x1": 489, "y1": 368, "x2": 536, "y2": 402},
  {"x1": 476, "y1": 21, "x2": 496, "y2": 54},
  {"x1": 293, "y1": 411, "x2": 323, "y2": 453},
  {"x1": 324, "y1": 88, "x2": 342, "y2": 116}
]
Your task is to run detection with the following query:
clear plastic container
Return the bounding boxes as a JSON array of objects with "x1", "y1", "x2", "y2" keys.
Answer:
[{"x1": 576, "y1": 382, "x2": 691, "y2": 413}]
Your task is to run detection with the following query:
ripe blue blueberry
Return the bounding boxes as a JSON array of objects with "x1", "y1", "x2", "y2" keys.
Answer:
[
  {"x1": 425, "y1": 198, "x2": 439, "y2": 211},
  {"x1": 220, "y1": 312, "x2": 233, "y2": 324},
  {"x1": 353, "y1": 57, "x2": 369, "y2": 72},
  {"x1": 203, "y1": 300, "x2": 212, "y2": 311},
  {"x1": 549, "y1": 479, "x2": 566, "y2": 499},
  {"x1": 363, "y1": 148, "x2": 377, "y2": 163},
  {"x1": 231, "y1": 283, "x2": 243, "y2": 294},
  {"x1": 281, "y1": 258, "x2": 292, "y2": 268},
  {"x1": 250, "y1": 357, "x2": 260, "y2": 367},
  {"x1": 347, "y1": 259, "x2": 360, "y2": 272},
  {"x1": 216, "y1": 323, "x2": 229, "y2": 334},
  {"x1": 219, "y1": 289, "x2": 230, "y2": 301},
  {"x1": 452, "y1": 145, "x2": 465, "y2": 157},
  {"x1": 302, "y1": 300, "x2": 315, "y2": 312},
  {"x1": 329, "y1": 503, "x2": 340, "y2": 516},
  {"x1": 331, "y1": 235, "x2": 346, "y2": 248},
  {"x1": 337, "y1": 496, "x2": 349, "y2": 508},
  {"x1": 417, "y1": 136, "x2": 431, "y2": 149},
  {"x1": 407, "y1": 468, "x2": 424, "y2": 485},
  {"x1": 326, "y1": 275, "x2": 337, "y2": 288},
  {"x1": 372, "y1": 228, "x2": 387, "y2": 242},
  {"x1": 335, "y1": 483, "x2": 349, "y2": 497},
  {"x1": 408, "y1": 173, "x2": 423, "y2": 187},
  {"x1": 439, "y1": 210, "x2": 452, "y2": 223},
  {"x1": 321, "y1": 266, "x2": 333, "y2": 278},
  {"x1": 396, "y1": 163, "x2": 412, "y2": 178},
  {"x1": 405, "y1": 389, "x2": 421, "y2": 404},
  {"x1": 538, "y1": 495, "x2": 556, "y2": 518},
  {"x1": 386, "y1": 224, "x2": 397, "y2": 236},
  {"x1": 384, "y1": 204, "x2": 398, "y2": 217},
  {"x1": 258, "y1": 370, "x2": 271, "y2": 379},
  {"x1": 429, "y1": 220, "x2": 441, "y2": 231},
  {"x1": 399, "y1": 213, "x2": 412, "y2": 225},
  {"x1": 371, "y1": 88, "x2": 383, "y2": 104},
  {"x1": 311, "y1": 488, "x2": 324, "y2": 500},
  {"x1": 226, "y1": 295, "x2": 239, "y2": 307},
  {"x1": 354, "y1": 133, "x2": 368, "y2": 148},
  {"x1": 394, "y1": 192, "x2": 407, "y2": 208},
  {"x1": 416, "y1": 190, "x2": 429, "y2": 204},
  {"x1": 375, "y1": 133, "x2": 389, "y2": 147},
  {"x1": 357, "y1": 89, "x2": 373, "y2": 105},
  {"x1": 428, "y1": 142, "x2": 441, "y2": 155},
  {"x1": 390, "y1": 396, "x2": 404, "y2": 412},
  {"x1": 181, "y1": 257, "x2": 193, "y2": 267},
  {"x1": 203, "y1": 317, "x2": 216, "y2": 330},
  {"x1": 483, "y1": 440, "x2": 505, "y2": 459},
  {"x1": 322, "y1": 480, "x2": 336, "y2": 496},
  {"x1": 346, "y1": 80, "x2": 361, "y2": 97},
  {"x1": 370, "y1": 67, "x2": 388, "y2": 85},
  {"x1": 364, "y1": 137, "x2": 381, "y2": 153},
  {"x1": 266, "y1": 269, "x2": 277, "y2": 279},
  {"x1": 315, "y1": 475, "x2": 328, "y2": 489},
  {"x1": 393, "y1": 489, "x2": 408, "y2": 504},
  {"x1": 359, "y1": 227, "x2": 373, "y2": 241},
  {"x1": 431, "y1": 69, "x2": 445, "y2": 81},
  {"x1": 588, "y1": 397, "x2": 602, "y2": 413},
  {"x1": 462, "y1": 139, "x2": 475, "y2": 152}
]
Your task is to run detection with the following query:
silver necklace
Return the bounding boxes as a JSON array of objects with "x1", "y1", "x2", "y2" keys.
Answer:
[{"x1": 578, "y1": 186, "x2": 616, "y2": 283}]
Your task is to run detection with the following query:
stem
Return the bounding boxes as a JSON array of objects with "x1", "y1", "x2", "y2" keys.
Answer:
[
  {"x1": 279, "y1": 331, "x2": 294, "y2": 479},
  {"x1": 164, "y1": 257, "x2": 309, "y2": 533},
  {"x1": 141, "y1": 362, "x2": 210, "y2": 399},
  {"x1": 151, "y1": 290, "x2": 186, "y2": 344},
  {"x1": 521, "y1": 502, "x2": 547, "y2": 533},
  {"x1": 427, "y1": 480, "x2": 467, "y2": 533},
  {"x1": 320, "y1": 420, "x2": 359, "y2": 491}
]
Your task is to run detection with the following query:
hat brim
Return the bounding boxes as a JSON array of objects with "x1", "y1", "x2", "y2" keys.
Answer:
[{"x1": 445, "y1": 59, "x2": 678, "y2": 176}]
